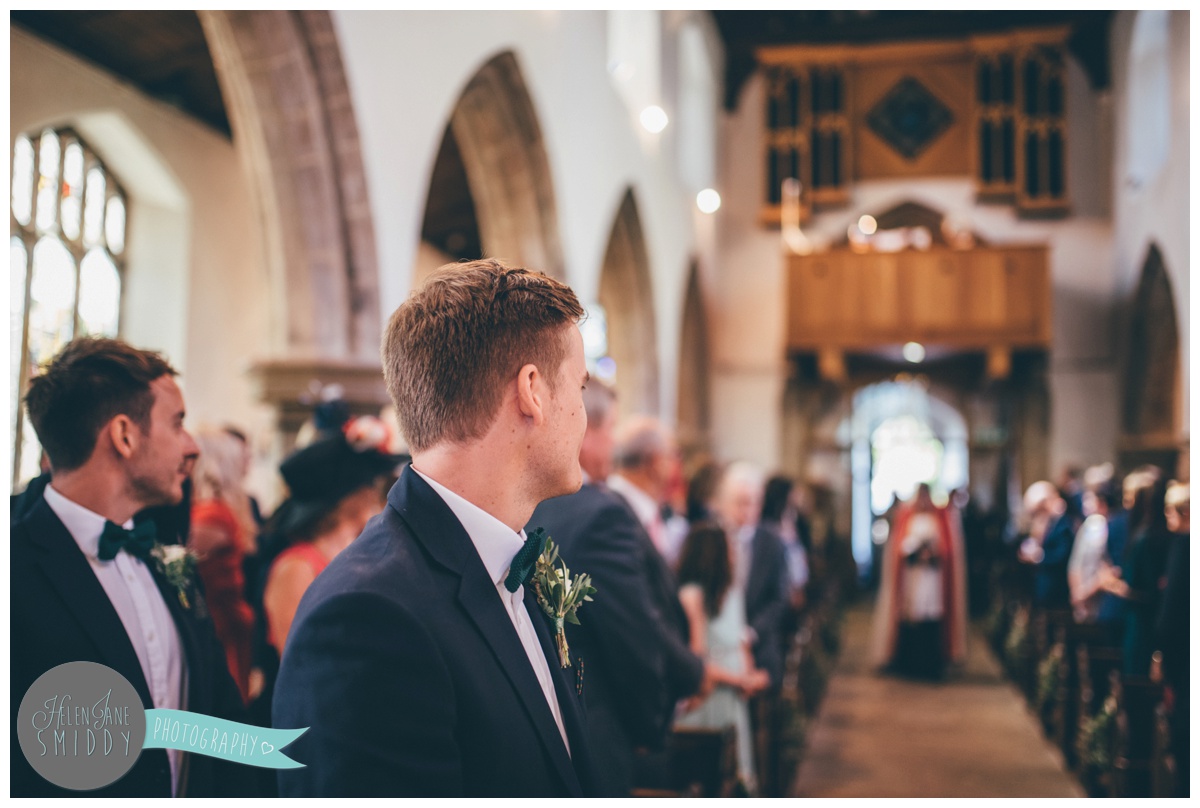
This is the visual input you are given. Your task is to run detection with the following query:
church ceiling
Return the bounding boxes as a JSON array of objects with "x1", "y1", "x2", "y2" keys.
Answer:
[
  {"x1": 11, "y1": 11, "x2": 230, "y2": 137},
  {"x1": 12, "y1": 11, "x2": 1113, "y2": 141},
  {"x1": 711, "y1": 10, "x2": 1114, "y2": 111}
]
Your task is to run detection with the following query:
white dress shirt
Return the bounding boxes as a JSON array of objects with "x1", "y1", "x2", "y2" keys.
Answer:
[
  {"x1": 413, "y1": 469, "x2": 570, "y2": 756},
  {"x1": 44, "y1": 484, "x2": 186, "y2": 794}
]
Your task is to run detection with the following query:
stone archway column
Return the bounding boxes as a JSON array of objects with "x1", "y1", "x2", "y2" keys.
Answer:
[{"x1": 198, "y1": 11, "x2": 385, "y2": 449}]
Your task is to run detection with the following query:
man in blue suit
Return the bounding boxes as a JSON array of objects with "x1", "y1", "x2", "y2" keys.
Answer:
[
  {"x1": 530, "y1": 384, "x2": 706, "y2": 796},
  {"x1": 274, "y1": 259, "x2": 596, "y2": 796}
]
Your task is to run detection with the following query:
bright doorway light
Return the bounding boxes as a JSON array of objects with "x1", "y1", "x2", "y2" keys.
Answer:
[{"x1": 902, "y1": 342, "x2": 926, "y2": 363}]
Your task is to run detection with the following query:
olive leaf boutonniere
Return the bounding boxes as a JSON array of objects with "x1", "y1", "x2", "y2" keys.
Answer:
[
  {"x1": 150, "y1": 543, "x2": 200, "y2": 611},
  {"x1": 531, "y1": 537, "x2": 596, "y2": 668}
]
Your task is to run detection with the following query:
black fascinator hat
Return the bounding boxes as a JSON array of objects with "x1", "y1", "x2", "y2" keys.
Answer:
[{"x1": 269, "y1": 416, "x2": 406, "y2": 539}]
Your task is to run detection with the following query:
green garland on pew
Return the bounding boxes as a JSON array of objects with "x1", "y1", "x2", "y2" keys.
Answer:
[
  {"x1": 1078, "y1": 696, "x2": 1118, "y2": 770},
  {"x1": 1004, "y1": 606, "x2": 1030, "y2": 670},
  {"x1": 1036, "y1": 643, "x2": 1064, "y2": 713}
]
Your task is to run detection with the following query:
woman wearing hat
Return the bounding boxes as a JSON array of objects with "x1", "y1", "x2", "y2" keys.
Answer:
[
  {"x1": 258, "y1": 415, "x2": 398, "y2": 653},
  {"x1": 262, "y1": 416, "x2": 402, "y2": 656}
]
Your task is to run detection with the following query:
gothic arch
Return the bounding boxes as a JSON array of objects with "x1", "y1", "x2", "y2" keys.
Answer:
[
  {"x1": 413, "y1": 50, "x2": 564, "y2": 285},
  {"x1": 676, "y1": 260, "x2": 712, "y2": 455},
  {"x1": 1123, "y1": 244, "x2": 1180, "y2": 439},
  {"x1": 198, "y1": 10, "x2": 380, "y2": 361},
  {"x1": 598, "y1": 188, "x2": 660, "y2": 420}
]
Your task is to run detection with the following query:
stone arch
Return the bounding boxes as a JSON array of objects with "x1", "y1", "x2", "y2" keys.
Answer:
[
  {"x1": 1123, "y1": 244, "x2": 1180, "y2": 440},
  {"x1": 676, "y1": 260, "x2": 712, "y2": 456},
  {"x1": 413, "y1": 50, "x2": 564, "y2": 285},
  {"x1": 198, "y1": 10, "x2": 380, "y2": 361},
  {"x1": 598, "y1": 188, "x2": 660, "y2": 420}
]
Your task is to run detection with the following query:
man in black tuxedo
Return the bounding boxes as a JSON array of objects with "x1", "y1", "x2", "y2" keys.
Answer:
[
  {"x1": 274, "y1": 259, "x2": 596, "y2": 796},
  {"x1": 712, "y1": 462, "x2": 790, "y2": 690},
  {"x1": 11, "y1": 337, "x2": 258, "y2": 797},
  {"x1": 529, "y1": 383, "x2": 706, "y2": 796}
]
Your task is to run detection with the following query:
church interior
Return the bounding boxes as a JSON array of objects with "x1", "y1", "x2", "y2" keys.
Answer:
[{"x1": 8, "y1": 10, "x2": 1191, "y2": 798}]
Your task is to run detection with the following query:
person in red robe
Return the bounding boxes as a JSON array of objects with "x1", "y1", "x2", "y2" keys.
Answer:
[{"x1": 870, "y1": 483, "x2": 967, "y2": 678}]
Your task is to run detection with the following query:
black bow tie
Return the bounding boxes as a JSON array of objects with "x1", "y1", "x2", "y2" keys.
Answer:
[
  {"x1": 504, "y1": 527, "x2": 547, "y2": 593},
  {"x1": 97, "y1": 519, "x2": 158, "y2": 562}
]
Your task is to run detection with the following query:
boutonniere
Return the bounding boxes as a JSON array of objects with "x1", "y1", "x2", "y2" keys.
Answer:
[
  {"x1": 530, "y1": 536, "x2": 596, "y2": 668},
  {"x1": 150, "y1": 544, "x2": 200, "y2": 611}
]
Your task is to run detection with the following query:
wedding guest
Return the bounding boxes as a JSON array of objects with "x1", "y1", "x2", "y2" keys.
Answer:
[
  {"x1": 686, "y1": 460, "x2": 723, "y2": 524},
  {"x1": 12, "y1": 337, "x2": 257, "y2": 797},
  {"x1": 608, "y1": 416, "x2": 678, "y2": 559},
  {"x1": 1100, "y1": 467, "x2": 1171, "y2": 675},
  {"x1": 1067, "y1": 465, "x2": 1118, "y2": 625},
  {"x1": 274, "y1": 259, "x2": 597, "y2": 796},
  {"x1": 1156, "y1": 481, "x2": 1189, "y2": 797},
  {"x1": 530, "y1": 381, "x2": 705, "y2": 796},
  {"x1": 189, "y1": 426, "x2": 258, "y2": 704},
  {"x1": 261, "y1": 420, "x2": 396, "y2": 656},
  {"x1": 711, "y1": 462, "x2": 789, "y2": 690},
  {"x1": 675, "y1": 522, "x2": 769, "y2": 795},
  {"x1": 761, "y1": 474, "x2": 810, "y2": 611}
]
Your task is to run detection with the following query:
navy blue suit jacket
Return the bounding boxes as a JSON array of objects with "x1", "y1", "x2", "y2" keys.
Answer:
[
  {"x1": 10, "y1": 499, "x2": 257, "y2": 797},
  {"x1": 745, "y1": 525, "x2": 790, "y2": 689},
  {"x1": 273, "y1": 468, "x2": 595, "y2": 796},
  {"x1": 530, "y1": 483, "x2": 703, "y2": 796}
]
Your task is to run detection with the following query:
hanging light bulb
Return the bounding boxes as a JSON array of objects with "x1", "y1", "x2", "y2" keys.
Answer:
[
  {"x1": 640, "y1": 105, "x2": 668, "y2": 134},
  {"x1": 696, "y1": 188, "x2": 721, "y2": 214}
]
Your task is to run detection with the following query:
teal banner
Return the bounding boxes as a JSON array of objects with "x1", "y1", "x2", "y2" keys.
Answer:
[{"x1": 143, "y1": 709, "x2": 307, "y2": 769}]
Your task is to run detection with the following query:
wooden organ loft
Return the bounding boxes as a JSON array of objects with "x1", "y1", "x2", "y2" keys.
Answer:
[
  {"x1": 759, "y1": 26, "x2": 1071, "y2": 221},
  {"x1": 763, "y1": 27, "x2": 1064, "y2": 380}
]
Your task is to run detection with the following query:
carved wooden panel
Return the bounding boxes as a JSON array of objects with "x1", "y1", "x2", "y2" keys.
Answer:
[
  {"x1": 854, "y1": 61, "x2": 972, "y2": 179},
  {"x1": 786, "y1": 245, "x2": 1051, "y2": 351}
]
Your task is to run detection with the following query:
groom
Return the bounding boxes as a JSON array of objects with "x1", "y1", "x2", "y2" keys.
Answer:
[{"x1": 274, "y1": 259, "x2": 596, "y2": 796}]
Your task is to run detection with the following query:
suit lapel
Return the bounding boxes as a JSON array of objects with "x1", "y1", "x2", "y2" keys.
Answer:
[
  {"x1": 524, "y1": 586, "x2": 591, "y2": 793},
  {"x1": 147, "y1": 560, "x2": 201, "y2": 707},
  {"x1": 23, "y1": 501, "x2": 155, "y2": 707},
  {"x1": 391, "y1": 469, "x2": 582, "y2": 796}
]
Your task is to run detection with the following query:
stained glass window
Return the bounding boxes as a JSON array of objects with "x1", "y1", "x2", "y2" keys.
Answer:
[{"x1": 10, "y1": 128, "x2": 127, "y2": 489}]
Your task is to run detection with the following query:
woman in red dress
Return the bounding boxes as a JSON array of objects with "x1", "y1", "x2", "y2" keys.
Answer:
[{"x1": 189, "y1": 427, "x2": 259, "y2": 704}]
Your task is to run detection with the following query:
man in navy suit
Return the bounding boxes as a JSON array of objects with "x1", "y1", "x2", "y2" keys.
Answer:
[
  {"x1": 530, "y1": 383, "x2": 706, "y2": 796},
  {"x1": 11, "y1": 337, "x2": 257, "y2": 797},
  {"x1": 273, "y1": 259, "x2": 596, "y2": 796}
]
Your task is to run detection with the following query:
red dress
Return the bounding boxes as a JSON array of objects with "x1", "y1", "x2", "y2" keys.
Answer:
[
  {"x1": 265, "y1": 543, "x2": 330, "y2": 654},
  {"x1": 189, "y1": 499, "x2": 256, "y2": 705}
]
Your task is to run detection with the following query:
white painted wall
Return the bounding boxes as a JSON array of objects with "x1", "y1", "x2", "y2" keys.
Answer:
[
  {"x1": 10, "y1": 29, "x2": 275, "y2": 481},
  {"x1": 332, "y1": 10, "x2": 721, "y2": 425},
  {"x1": 1110, "y1": 10, "x2": 1190, "y2": 438}
]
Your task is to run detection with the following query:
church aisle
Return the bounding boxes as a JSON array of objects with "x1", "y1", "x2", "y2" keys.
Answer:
[{"x1": 791, "y1": 602, "x2": 1085, "y2": 797}]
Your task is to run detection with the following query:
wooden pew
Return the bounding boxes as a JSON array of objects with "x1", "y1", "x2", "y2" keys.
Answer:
[{"x1": 1112, "y1": 674, "x2": 1163, "y2": 797}]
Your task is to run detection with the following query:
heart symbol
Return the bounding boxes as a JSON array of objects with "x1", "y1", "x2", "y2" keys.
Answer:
[{"x1": 261, "y1": 741, "x2": 275, "y2": 755}]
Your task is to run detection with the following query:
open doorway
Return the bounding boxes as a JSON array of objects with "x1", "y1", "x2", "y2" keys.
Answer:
[{"x1": 849, "y1": 379, "x2": 968, "y2": 585}]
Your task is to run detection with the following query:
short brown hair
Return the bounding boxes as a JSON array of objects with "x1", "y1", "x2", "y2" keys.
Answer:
[
  {"x1": 25, "y1": 337, "x2": 178, "y2": 472},
  {"x1": 383, "y1": 259, "x2": 585, "y2": 452}
]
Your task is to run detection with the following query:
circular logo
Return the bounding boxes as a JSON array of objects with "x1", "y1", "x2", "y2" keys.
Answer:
[{"x1": 16, "y1": 661, "x2": 146, "y2": 791}]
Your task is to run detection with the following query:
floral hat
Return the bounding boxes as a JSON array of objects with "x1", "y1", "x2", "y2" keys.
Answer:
[{"x1": 270, "y1": 415, "x2": 406, "y2": 539}]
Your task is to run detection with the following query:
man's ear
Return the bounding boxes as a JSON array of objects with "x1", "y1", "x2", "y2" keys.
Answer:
[
  {"x1": 106, "y1": 415, "x2": 140, "y2": 460},
  {"x1": 515, "y1": 362, "x2": 547, "y2": 425}
]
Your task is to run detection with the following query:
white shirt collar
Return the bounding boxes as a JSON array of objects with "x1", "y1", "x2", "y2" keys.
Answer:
[
  {"x1": 413, "y1": 468, "x2": 526, "y2": 587},
  {"x1": 606, "y1": 473, "x2": 659, "y2": 531},
  {"x1": 43, "y1": 484, "x2": 133, "y2": 560}
]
